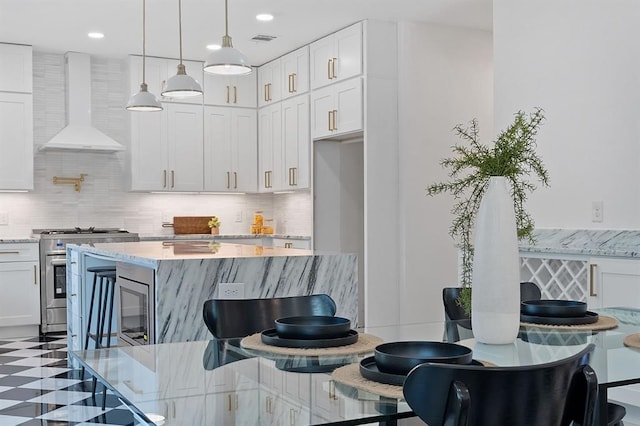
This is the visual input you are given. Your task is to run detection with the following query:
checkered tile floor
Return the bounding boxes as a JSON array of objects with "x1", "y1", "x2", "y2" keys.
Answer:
[{"x1": 0, "y1": 334, "x2": 135, "y2": 426}]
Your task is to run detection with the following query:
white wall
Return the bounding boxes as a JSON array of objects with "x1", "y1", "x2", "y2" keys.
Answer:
[
  {"x1": 0, "y1": 52, "x2": 312, "y2": 238},
  {"x1": 397, "y1": 22, "x2": 493, "y2": 323},
  {"x1": 494, "y1": 0, "x2": 640, "y2": 229}
]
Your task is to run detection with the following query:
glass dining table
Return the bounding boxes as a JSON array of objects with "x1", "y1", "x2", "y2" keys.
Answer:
[{"x1": 70, "y1": 307, "x2": 640, "y2": 426}]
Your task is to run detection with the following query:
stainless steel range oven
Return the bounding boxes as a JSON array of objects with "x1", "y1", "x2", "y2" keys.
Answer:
[{"x1": 35, "y1": 228, "x2": 139, "y2": 334}]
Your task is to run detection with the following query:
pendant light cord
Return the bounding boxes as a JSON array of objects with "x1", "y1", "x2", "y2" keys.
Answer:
[
  {"x1": 178, "y1": 0, "x2": 183, "y2": 64},
  {"x1": 142, "y1": 0, "x2": 147, "y2": 84},
  {"x1": 224, "y1": 0, "x2": 229, "y2": 37}
]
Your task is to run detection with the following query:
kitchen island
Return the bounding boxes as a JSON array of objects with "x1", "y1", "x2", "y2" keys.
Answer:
[{"x1": 66, "y1": 241, "x2": 357, "y2": 357}]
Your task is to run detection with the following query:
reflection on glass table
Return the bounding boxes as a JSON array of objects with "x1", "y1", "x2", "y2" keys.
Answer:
[{"x1": 71, "y1": 307, "x2": 640, "y2": 426}]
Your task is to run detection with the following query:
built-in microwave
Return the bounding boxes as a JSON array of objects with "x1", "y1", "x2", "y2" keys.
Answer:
[{"x1": 116, "y1": 262, "x2": 155, "y2": 346}]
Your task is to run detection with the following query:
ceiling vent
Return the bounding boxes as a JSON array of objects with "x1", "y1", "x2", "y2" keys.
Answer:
[{"x1": 251, "y1": 34, "x2": 277, "y2": 42}]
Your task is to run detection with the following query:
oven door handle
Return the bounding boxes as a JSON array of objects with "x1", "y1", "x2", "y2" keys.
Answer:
[{"x1": 50, "y1": 259, "x2": 67, "y2": 266}]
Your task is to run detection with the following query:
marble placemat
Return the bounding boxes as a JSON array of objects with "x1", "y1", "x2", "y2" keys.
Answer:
[
  {"x1": 520, "y1": 315, "x2": 617, "y2": 331},
  {"x1": 624, "y1": 333, "x2": 640, "y2": 349},
  {"x1": 240, "y1": 332, "x2": 383, "y2": 356}
]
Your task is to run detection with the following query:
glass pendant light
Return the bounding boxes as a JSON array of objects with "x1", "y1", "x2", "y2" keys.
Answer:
[
  {"x1": 127, "y1": 0, "x2": 163, "y2": 111},
  {"x1": 204, "y1": 0, "x2": 252, "y2": 75},
  {"x1": 162, "y1": 0, "x2": 203, "y2": 98}
]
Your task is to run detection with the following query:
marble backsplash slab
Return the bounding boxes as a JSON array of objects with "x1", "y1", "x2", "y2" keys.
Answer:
[{"x1": 519, "y1": 229, "x2": 640, "y2": 258}]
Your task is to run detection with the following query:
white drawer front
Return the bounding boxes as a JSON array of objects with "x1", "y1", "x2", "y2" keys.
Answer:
[{"x1": 0, "y1": 242, "x2": 38, "y2": 262}]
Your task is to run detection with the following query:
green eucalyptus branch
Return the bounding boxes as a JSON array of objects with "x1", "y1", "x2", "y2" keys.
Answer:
[{"x1": 426, "y1": 108, "x2": 549, "y2": 314}]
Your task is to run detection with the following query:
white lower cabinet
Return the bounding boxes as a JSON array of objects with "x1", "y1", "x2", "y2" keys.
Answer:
[
  {"x1": 311, "y1": 77, "x2": 362, "y2": 140},
  {"x1": 588, "y1": 258, "x2": 640, "y2": 308},
  {"x1": 204, "y1": 106, "x2": 257, "y2": 192},
  {"x1": 0, "y1": 243, "x2": 39, "y2": 327},
  {"x1": 273, "y1": 238, "x2": 311, "y2": 250}
]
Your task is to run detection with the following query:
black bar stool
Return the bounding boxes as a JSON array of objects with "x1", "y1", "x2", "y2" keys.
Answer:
[{"x1": 84, "y1": 266, "x2": 117, "y2": 409}]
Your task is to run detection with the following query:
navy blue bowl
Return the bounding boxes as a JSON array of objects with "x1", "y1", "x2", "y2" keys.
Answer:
[
  {"x1": 521, "y1": 300, "x2": 587, "y2": 318},
  {"x1": 374, "y1": 341, "x2": 473, "y2": 375},
  {"x1": 274, "y1": 316, "x2": 351, "y2": 340}
]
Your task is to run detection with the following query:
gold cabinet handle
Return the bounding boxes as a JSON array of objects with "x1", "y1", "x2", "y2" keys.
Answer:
[
  {"x1": 0, "y1": 251, "x2": 20, "y2": 255},
  {"x1": 327, "y1": 59, "x2": 332, "y2": 79},
  {"x1": 266, "y1": 396, "x2": 272, "y2": 413},
  {"x1": 289, "y1": 167, "x2": 294, "y2": 186},
  {"x1": 268, "y1": 171, "x2": 271, "y2": 188},
  {"x1": 290, "y1": 408, "x2": 296, "y2": 425},
  {"x1": 589, "y1": 263, "x2": 598, "y2": 296},
  {"x1": 332, "y1": 109, "x2": 338, "y2": 130},
  {"x1": 228, "y1": 394, "x2": 232, "y2": 411},
  {"x1": 171, "y1": 170, "x2": 175, "y2": 188},
  {"x1": 329, "y1": 379, "x2": 337, "y2": 400},
  {"x1": 234, "y1": 86, "x2": 237, "y2": 103},
  {"x1": 293, "y1": 167, "x2": 297, "y2": 185},
  {"x1": 284, "y1": 242, "x2": 293, "y2": 248},
  {"x1": 234, "y1": 171, "x2": 238, "y2": 189},
  {"x1": 163, "y1": 170, "x2": 167, "y2": 188},
  {"x1": 332, "y1": 57, "x2": 337, "y2": 79},
  {"x1": 328, "y1": 110, "x2": 332, "y2": 131},
  {"x1": 264, "y1": 171, "x2": 269, "y2": 189},
  {"x1": 226, "y1": 85, "x2": 230, "y2": 103},
  {"x1": 292, "y1": 73, "x2": 296, "y2": 92},
  {"x1": 34, "y1": 264, "x2": 37, "y2": 284},
  {"x1": 264, "y1": 84, "x2": 268, "y2": 101},
  {"x1": 226, "y1": 171, "x2": 230, "y2": 188}
]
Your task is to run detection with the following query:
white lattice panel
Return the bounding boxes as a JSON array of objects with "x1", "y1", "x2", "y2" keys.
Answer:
[{"x1": 520, "y1": 257, "x2": 588, "y2": 301}]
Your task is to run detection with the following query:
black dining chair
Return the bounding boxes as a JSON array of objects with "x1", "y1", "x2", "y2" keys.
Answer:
[
  {"x1": 202, "y1": 294, "x2": 337, "y2": 368},
  {"x1": 442, "y1": 282, "x2": 541, "y2": 343},
  {"x1": 403, "y1": 343, "x2": 598, "y2": 426},
  {"x1": 442, "y1": 284, "x2": 625, "y2": 426}
]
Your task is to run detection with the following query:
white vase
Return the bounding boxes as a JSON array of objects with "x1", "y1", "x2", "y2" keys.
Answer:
[{"x1": 471, "y1": 176, "x2": 520, "y2": 344}]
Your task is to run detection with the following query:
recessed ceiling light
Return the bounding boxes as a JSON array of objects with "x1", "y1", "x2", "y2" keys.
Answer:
[
  {"x1": 206, "y1": 44, "x2": 221, "y2": 50},
  {"x1": 88, "y1": 32, "x2": 104, "y2": 39},
  {"x1": 256, "y1": 14, "x2": 274, "y2": 22}
]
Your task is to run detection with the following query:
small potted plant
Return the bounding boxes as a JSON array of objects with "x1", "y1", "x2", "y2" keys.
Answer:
[
  {"x1": 208, "y1": 216, "x2": 221, "y2": 235},
  {"x1": 427, "y1": 108, "x2": 549, "y2": 324}
]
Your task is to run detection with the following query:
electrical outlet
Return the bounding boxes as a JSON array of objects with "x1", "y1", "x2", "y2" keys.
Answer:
[
  {"x1": 218, "y1": 282, "x2": 245, "y2": 299},
  {"x1": 0, "y1": 212, "x2": 7, "y2": 225},
  {"x1": 592, "y1": 201, "x2": 604, "y2": 223},
  {"x1": 235, "y1": 211, "x2": 243, "y2": 223}
]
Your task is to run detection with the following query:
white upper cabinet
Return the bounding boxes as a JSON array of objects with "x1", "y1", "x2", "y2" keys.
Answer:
[
  {"x1": 281, "y1": 95, "x2": 310, "y2": 190},
  {"x1": 203, "y1": 69, "x2": 257, "y2": 107},
  {"x1": 204, "y1": 106, "x2": 257, "y2": 192},
  {"x1": 258, "y1": 59, "x2": 282, "y2": 107},
  {"x1": 309, "y1": 22, "x2": 362, "y2": 90},
  {"x1": 0, "y1": 93, "x2": 33, "y2": 190},
  {"x1": 258, "y1": 104, "x2": 282, "y2": 192},
  {"x1": 281, "y1": 46, "x2": 309, "y2": 100},
  {"x1": 0, "y1": 43, "x2": 32, "y2": 93},
  {"x1": 310, "y1": 77, "x2": 362, "y2": 140},
  {"x1": 130, "y1": 103, "x2": 203, "y2": 191},
  {"x1": 129, "y1": 56, "x2": 203, "y2": 105}
]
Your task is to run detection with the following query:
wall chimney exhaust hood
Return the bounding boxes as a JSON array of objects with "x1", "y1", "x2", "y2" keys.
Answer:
[{"x1": 39, "y1": 52, "x2": 125, "y2": 153}]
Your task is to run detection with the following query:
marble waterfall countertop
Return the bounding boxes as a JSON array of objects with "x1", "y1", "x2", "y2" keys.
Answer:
[
  {"x1": 519, "y1": 229, "x2": 640, "y2": 258},
  {"x1": 139, "y1": 234, "x2": 311, "y2": 241},
  {"x1": 0, "y1": 238, "x2": 39, "y2": 243},
  {"x1": 69, "y1": 241, "x2": 317, "y2": 268}
]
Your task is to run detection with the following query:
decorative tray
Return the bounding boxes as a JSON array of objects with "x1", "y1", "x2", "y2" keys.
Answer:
[
  {"x1": 521, "y1": 299, "x2": 587, "y2": 318},
  {"x1": 261, "y1": 328, "x2": 359, "y2": 348},
  {"x1": 520, "y1": 311, "x2": 599, "y2": 326},
  {"x1": 274, "y1": 316, "x2": 351, "y2": 340}
]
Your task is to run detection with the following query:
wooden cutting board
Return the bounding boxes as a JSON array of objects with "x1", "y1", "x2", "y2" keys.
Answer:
[{"x1": 173, "y1": 216, "x2": 212, "y2": 234}]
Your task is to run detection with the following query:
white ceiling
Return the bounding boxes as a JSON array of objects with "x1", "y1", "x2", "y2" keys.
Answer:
[{"x1": 0, "y1": 0, "x2": 492, "y2": 66}]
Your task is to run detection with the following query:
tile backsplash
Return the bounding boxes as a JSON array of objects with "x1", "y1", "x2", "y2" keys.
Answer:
[{"x1": 0, "y1": 52, "x2": 312, "y2": 238}]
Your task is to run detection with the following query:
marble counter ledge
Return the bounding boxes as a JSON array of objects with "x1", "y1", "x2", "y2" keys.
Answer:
[
  {"x1": 68, "y1": 241, "x2": 323, "y2": 264},
  {"x1": 139, "y1": 234, "x2": 311, "y2": 241},
  {"x1": 519, "y1": 228, "x2": 640, "y2": 258}
]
